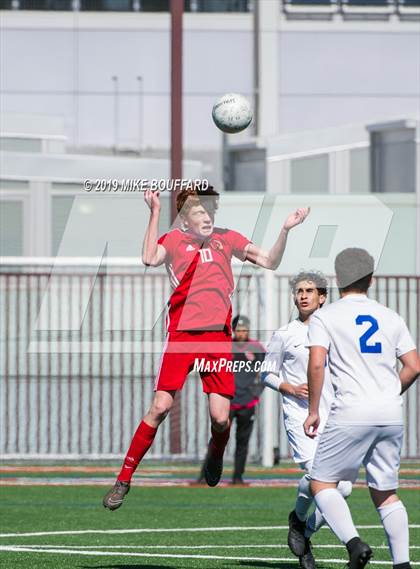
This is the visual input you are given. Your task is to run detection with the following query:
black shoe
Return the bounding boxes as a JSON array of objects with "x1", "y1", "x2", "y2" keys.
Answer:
[
  {"x1": 102, "y1": 480, "x2": 130, "y2": 511},
  {"x1": 346, "y1": 538, "x2": 373, "y2": 569},
  {"x1": 288, "y1": 510, "x2": 306, "y2": 556},
  {"x1": 203, "y1": 443, "x2": 223, "y2": 487},
  {"x1": 231, "y1": 477, "x2": 247, "y2": 485},
  {"x1": 299, "y1": 539, "x2": 316, "y2": 569}
]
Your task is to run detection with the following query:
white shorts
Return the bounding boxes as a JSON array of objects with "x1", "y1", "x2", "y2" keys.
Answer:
[
  {"x1": 285, "y1": 418, "x2": 319, "y2": 464},
  {"x1": 310, "y1": 423, "x2": 403, "y2": 491}
]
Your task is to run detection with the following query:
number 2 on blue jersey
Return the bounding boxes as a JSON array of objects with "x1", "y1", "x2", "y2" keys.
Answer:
[{"x1": 356, "y1": 315, "x2": 382, "y2": 354}]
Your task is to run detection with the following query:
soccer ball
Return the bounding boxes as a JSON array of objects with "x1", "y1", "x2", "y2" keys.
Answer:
[{"x1": 212, "y1": 93, "x2": 253, "y2": 134}]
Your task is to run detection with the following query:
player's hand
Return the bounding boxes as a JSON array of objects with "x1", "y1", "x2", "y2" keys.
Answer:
[
  {"x1": 144, "y1": 188, "x2": 161, "y2": 213},
  {"x1": 304, "y1": 412, "x2": 320, "y2": 438},
  {"x1": 293, "y1": 383, "x2": 309, "y2": 399},
  {"x1": 245, "y1": 351, "x2": 256, "y2": 361},
  {"x1": 283, "y1": 207, "x2": 310, "y2": 231}
]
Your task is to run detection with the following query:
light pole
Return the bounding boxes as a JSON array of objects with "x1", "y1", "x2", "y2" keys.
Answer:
[
  {"x1": 111, "y1": 75, "x2": 119, "y2": 154},
  {"x1": 136, "y1": 76, "x2": 143, "y2": 155},
  {"x1": 169, "y1": 0, "x2": 183, "y2": 456}
]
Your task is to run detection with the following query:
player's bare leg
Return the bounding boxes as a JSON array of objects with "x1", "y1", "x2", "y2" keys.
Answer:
[
  {"x1": 103, "y1": 390, "x2": 176, "y2": 511},
  {"x1": 203, "y1": 393, "x2": 231, "y2": 487},
  {"x1": 311, "y1": 480, "x2": 372, "y2": 569},
  {"x1": 370, "y1": 488, "x2": 411, "y2": 569}
]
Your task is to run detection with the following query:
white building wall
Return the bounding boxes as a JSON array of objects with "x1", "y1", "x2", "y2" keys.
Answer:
[{"x1": 1, "y1": 12, "x2": 419, "y2": 157}]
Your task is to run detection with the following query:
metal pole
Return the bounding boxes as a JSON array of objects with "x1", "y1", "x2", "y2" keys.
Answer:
[
  {"x1": 222, "y1": 132, "x2": 230, "y2": 191},
  {"x1": 262, "y1": 269, "x2": 275, "y2": 467},
  {"x1": 136, "y1": 76, "x2": 143, "y2": 155},
  {"x1": 170, "y1": 0, "x2": 183, "y2": 456},
  {"x1": 253, "y1": 0, "x2": 259, "y2": 137},
  {"x1": 111, "y1": 75, "x2": 119, "y2": 155},
  {"x1": 170, "y1": 0, "x2": 183, "y2": 222}
]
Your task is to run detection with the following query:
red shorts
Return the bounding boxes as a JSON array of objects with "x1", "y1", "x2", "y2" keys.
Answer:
[{"x1": 154, "y1": 330, "x2": 234, "y2": 398}]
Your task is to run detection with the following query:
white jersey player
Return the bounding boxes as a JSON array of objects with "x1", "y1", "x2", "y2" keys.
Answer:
[
  {"x1": 304, "y1": 248, "x2": 420, "y2": 569},
  {"x1": 263, "y1": 271, "x2": 352, "y2": 569}
]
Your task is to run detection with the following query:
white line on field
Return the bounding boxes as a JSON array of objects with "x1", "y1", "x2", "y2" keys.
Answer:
[
  {"x1": 1, "y1": 546, "x2": 420, "y2": 565},
  {"x1": 7, "y1": 544, "x2": 420, "y2": 550},
  {"x1": 0, "y1": 525, "x2": 419, "y2": 538}
]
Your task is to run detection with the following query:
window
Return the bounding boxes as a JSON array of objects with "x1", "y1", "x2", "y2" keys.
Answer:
[
  {"x1": 0, "y1": 138, "x2": 43, "y2": 153},
  {"x1": 51, "y1": 195, "x2": 75, "y2": 256},
  {"x1": 350, "y1": 147, "x2": 370, "y2": 193},
  {"x1": 188, "y1": 0, "x2": 250, "y2": 11},
  {"x1": 0, "y1": 201, "x2": 23, "y2": 256},
  {"x1": 290, "y1": 154, "x2": 329, "y2": 194},
  {"x1": 4, "y1": 0, "x2": 251, "y2": 9},
  {"x1": 19, "y1": 0, "x2": 73, "y2": 9},
  {"x1": 81, "y1": 0, "x2": 135, "y2": 9},
  {"x1": 370, "y1": 128, "x2": 416, "y2": 193}
]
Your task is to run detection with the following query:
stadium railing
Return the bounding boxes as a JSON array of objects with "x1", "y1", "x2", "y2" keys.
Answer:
[
  {"x1": 0, "y1": 258, "x2": 419, "y2": 462},
  {"x1": 0, "y1": 0, "x2": 252, "y2": 11},
  {"x1": 1, "y1": 0, "x2": 419, "y2": 13},
  {"x1": 282, "y1": 0, "x2": 420, "y2": 17}
]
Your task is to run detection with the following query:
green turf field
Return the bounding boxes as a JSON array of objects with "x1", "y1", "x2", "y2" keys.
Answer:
[{"x1": 1, "y1": 485, "x2": 419, "y2": 568}]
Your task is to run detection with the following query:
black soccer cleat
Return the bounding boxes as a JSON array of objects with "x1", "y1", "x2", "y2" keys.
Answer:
[
  {"x1": 231, "y1": 477, "x2": 248, "y2": 486},
  {"x1": 102, "y1": 480, "x2": 130, "y2": 511},
  {"x1": 288, "y1": 509, "x2": 307, "y2": 557},
  {"x1": 203, "y1": 444, "x2": 223, "y2": 487},
  {"x1": 299, "y1": 539, "x2": 316, "y2": 569},
  {"x1": 346, "y1": 538, "x2": 373, "y2": 569}
]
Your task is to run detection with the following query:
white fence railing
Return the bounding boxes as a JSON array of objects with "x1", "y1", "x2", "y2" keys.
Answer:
[{"x1": 0, "y1": 260, "x2": 419, "y2": 461}]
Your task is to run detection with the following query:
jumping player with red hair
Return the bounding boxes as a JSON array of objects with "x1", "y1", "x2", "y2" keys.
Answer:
[{"x1": 103, "y1": 183, "x2": 310, "y2": 510}]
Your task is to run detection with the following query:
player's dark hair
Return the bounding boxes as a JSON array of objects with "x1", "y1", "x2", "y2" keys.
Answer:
[
  {"x1": 289, "y1": 270, "x2": 328, "y2": 300},
  {"x1": 176, "y1": 182, "x2": 219, "y2": 217},
  {"x1": 335, "y1": 248, "x2": 374, "y2": 293},
  {"x1": 232, "y1": 314, "x2": 250, "y2": 330}
]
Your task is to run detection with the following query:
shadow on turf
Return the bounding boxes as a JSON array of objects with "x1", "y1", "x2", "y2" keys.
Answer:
[
  {"x1": 238, "y1": 562, "x2": 331, "y2": 569},
  {"x1": 79, "y1": 565, "x2": 171, "y2": 569},
  {"x1": 79, "y1": 562, "x2": 334, "y2": 569}
]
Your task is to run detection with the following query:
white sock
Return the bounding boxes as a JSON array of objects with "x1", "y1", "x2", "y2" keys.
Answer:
[
  {"x1": 305, "y1": 507, "x2": 325, "y2": 537},
  {"x1": 377, "y1": 501, "x2": 410, "y2": 565},
  {"x1": 295, "y1": 473, "x2": 313, "y2": 521},
  {"x1": 337, "y1": 480, "x2": 353, "y2": 499},
  {"x1": 305, "y1": 481, "x2": 352, "y2": 538},
  {"x1": 314, "y1": 488, "x2": 359, "y2": 544}
]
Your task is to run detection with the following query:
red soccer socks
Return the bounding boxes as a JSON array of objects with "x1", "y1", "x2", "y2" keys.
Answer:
[
  {"x1": 117, "y1": 421, "x2": 157, "y2": 483},
  {"x1": 209, "y1": 424, "x2": 231, "y2": 459}
]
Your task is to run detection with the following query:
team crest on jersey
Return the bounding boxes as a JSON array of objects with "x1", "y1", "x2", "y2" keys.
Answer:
[{"x1": 210, "y1": 239, "x2": 223, "y2": 251}]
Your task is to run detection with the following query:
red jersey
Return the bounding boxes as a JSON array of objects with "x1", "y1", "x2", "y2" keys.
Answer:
[{"x1": 157, "y1": 227, "x2": 251, "y2": 333}]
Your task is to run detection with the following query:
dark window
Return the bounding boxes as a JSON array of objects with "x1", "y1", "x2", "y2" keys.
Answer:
[
  {"x1": 190, "y1": 0, "x2": 249, "y2": 10},
  {"x1": 19, "y1": 0, "x2": 73, "y2": 8},
  {"x1": 81, "y1": 0, "x2": 134, "y2": 9},
  {"x1": 342, "y1": 0, "x2": 390, "y2": 5},
  {"x1": 370, "y1": 128, "x2": 416, "y2": 193},
  {"x1": 0, "y1": 0, "x2": 251, "y2": 8},
  {"x1": 137, "y1": 0, "x2": 169, "y2": 10},
  {"x1": 287, "y1": 0, "x2": 334, "y2": 5}
]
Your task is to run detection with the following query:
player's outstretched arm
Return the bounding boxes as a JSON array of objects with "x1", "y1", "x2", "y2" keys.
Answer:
[
  {"x1": 244, "y1": 207, "x2": 310, "y2": 270},
  {"x1": 142, "y1": 189, "x2": 167, "y2": 267},
  {"x1": 304, "y1": 345, "x2": 326, "y2": 438},
  {"x1": 399, "y1": 349, "x2": 420, "y2": 394}
]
